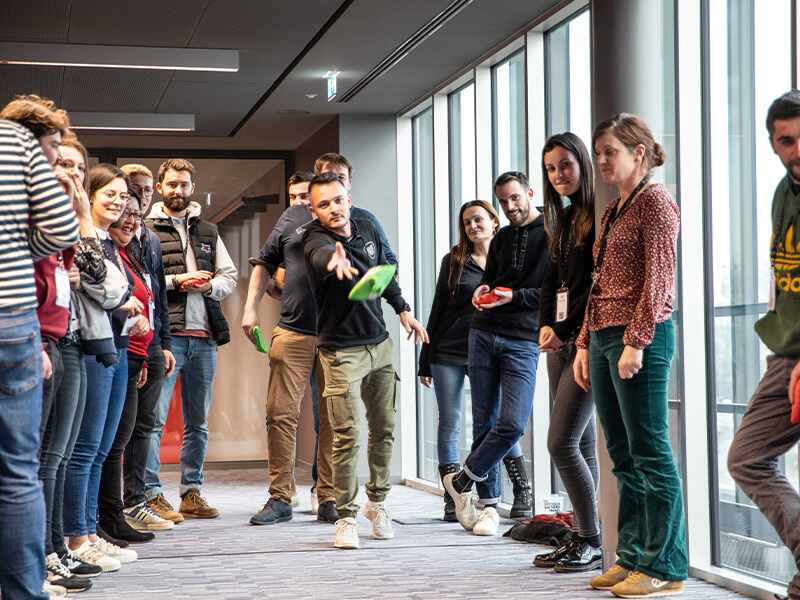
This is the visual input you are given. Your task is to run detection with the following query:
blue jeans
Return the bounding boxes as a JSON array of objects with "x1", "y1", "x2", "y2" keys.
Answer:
[
  {"x1": 145, "y1": 336, "x2": 217, "y2": 499},
  {"x1": 47, "y1": 343, "x2": 86, "y2": 556},
  {"x1": 465, "y1": 329, "x2": 539, "y2": 503},
  {"x1": 430, "y1": 363, "x2": 521, "y2": 465},
  {"x1": 39, "y1": 341, "x2": 86, "y2": 555},
  {"x1": 63, "y1": 348, "x2": 127, "y2": 537},
  {"x1": 0, "y1": 309, "x2": 47, "y2": 600}
]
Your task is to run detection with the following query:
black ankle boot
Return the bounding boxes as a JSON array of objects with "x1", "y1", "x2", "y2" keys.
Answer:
[
  {"x1": 502, "y1": 455, "x2": 532, "y2": 520},
  {"x1": 98, "y1": 512, "x2": 154, "y2": 543},
  {"x1": 438, "y1": 463, "x2": 460, "y2": 522}
]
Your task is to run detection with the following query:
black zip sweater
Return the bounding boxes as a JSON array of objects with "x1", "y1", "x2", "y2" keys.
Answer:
[
  {"x1": 539, "y1": 205, "x2": 596, "y2": 341},
  {"x1": 303, "y1": 218, "x2": 408, "y2": 349},
  {"x1": 418, "y1": 253, "x2": 483, "y2": 376},
  {"x1": 471, "y1": 214, "x2": 549, "y2": 342}
]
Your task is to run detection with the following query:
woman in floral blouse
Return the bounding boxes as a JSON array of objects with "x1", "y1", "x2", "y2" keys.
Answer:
[{"x1": 573, "y1": 113, "x2": 687, "y2": 598}]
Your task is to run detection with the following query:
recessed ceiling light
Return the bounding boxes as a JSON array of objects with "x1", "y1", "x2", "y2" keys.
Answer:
[
  {"x1": 277, "y1": 109, "x2": 310, "y2": 116},
  {"x1": 69, "y1": 112, "x2": 195, "y2": 131},
  {"x1": 305, "y1": 94, "x2": 318, "y2": 99}
]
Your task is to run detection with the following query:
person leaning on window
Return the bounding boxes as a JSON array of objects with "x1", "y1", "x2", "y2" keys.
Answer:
[
  {"x1": 534, "y1": 132, "x2": 601, "y2": 573},
  {"x1": 573, "y1": 113, "x2": 688, "y2": 598}
]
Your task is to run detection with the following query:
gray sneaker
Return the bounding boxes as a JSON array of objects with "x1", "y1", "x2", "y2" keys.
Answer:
[{"x1": 362, "y1": 500, "x2": 394, "y2": 539}]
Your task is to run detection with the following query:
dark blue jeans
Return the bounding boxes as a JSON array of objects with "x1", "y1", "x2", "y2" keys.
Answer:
[
  {"x1": 0, "y1": 309, "x2": 48, "y2": 600},
  {"x1": 48, "y1": 342, "x2": 86, "y2": 555},
  {"x1": 590, "y1": 321, "x2": 687, "y2": 581},
  {"x1": 39, "y1": 341, "x2": 86, "y2": 555},
  {"x1": 63, "y1": 348, "x2": 128, "y2": 536},
  {"x1": 429, "y1": 363, "x2": 521, "y2": 465},
  {"x1": 465, "y1": 329, "x2": 539, "y2": 503}
]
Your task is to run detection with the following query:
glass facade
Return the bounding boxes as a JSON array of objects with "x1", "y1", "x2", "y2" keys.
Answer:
[{"x1": 493, "y1": 50, "x2": 527, "y2": 180}]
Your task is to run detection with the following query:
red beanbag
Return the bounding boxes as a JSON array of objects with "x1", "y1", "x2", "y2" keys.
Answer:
[
  {"x1": 792, "y1": 378, "x2": 800, "y2": 424},
  {"x1": 475, "y1": 287, "x2": 512, "y2": 305}
]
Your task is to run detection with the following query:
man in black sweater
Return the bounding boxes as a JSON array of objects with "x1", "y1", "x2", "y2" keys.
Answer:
[
  {"x1": 303, "y1": 172, "x2": 427, "y2": 550},
  {"x1": 443, "y1": 171, "x2": 549, "y2": 537}
]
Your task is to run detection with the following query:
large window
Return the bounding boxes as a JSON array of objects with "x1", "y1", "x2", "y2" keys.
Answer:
[
  {"x1": 493, "y1": 50, "x2": 527, "y2": 180},
  {"x1": 412, "y1": 108, "x2": 440, "y2": 482},
  {"x1": 449, "y1": 82, "x2": 477, "y2": 243},
  {"x1": 707, "y1": 0, "x2": 795, "y2": 585}
]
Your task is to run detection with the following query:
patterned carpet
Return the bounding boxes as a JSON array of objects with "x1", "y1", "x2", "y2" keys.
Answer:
[{"x1": 81, "y1": 466, "x2": 756, "y2": 600}]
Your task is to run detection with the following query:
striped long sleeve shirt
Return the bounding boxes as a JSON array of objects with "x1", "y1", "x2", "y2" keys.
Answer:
[{"x1": 0, "y1": 119, "x2": 80, "y2": 311}]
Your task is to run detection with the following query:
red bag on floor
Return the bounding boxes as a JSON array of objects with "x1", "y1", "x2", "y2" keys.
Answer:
[{"x1": 792, "y1": 379, "x2": 800, "y2": 424}]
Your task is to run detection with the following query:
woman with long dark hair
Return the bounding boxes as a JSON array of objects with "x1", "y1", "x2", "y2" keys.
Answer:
[
  {"x1": 533, "y1": 132, "x2": 601, "y2": 573},
  {"x1": 574, "y1": 114, "x2": 687, "y2": 596},
  {"x1": 419, "y1": 200, "x2": 531, "y2": 522}
]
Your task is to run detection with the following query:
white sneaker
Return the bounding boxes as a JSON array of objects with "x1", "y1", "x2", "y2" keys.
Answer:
[
  {"x1": 72, "y1": 539, "x2": 120, "y2": 573},
  {"x1": 290, "y1": 494, "x2": 300, "y2": 508},
  {"x1": 43, "y1": 582, "x2": 66, "y2": 597},
  {"x1": 361, "y1": 500, "x2": 394, "y2": 539},
  {"x1": 473, "y1": 507, "x2": 499, "y2": 536},
  {"x1": 442, "y1": 473, "x2": 477, "y2": 531},
  {"x1": 333, "y1": 517, "x2": 360, "y2": 549},
  {"x1": 92, "y1": 538, "x2": 137, "y2": 564},
  {"x1": 124, "y1": 501, "x2": 175, "y2": 530},
  {"x1": 310, "y1": 489, "x2": 319, "y2": 514}
]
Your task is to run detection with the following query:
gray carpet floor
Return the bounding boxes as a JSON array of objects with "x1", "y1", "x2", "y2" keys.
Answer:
[{"x1": 82, "y1": 466, "x2": 756, "y2": 600}]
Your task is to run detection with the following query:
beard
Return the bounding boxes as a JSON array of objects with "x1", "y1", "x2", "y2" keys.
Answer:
[{"x1": 164, "y1": 193, "x2": 191, "y2": 212}]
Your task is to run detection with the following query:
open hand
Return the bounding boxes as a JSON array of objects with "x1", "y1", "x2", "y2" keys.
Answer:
[{"x1": 327, "y1": 242, "x2": 359, "y2": 280}]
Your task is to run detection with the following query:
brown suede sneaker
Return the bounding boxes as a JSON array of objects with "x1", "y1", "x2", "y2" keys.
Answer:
[
  {"x1": 179, "y1": 489, "x2": 220, "y2": 519},
  {"x1": 148, "y1": 493, "x2": 184, "y2": 523},
  {"x1": 590, "y1": 564, "x2": 633, "y2": 590},
  {"x1": 610, "y1": 571, "x2": 683, "y2": 598}
]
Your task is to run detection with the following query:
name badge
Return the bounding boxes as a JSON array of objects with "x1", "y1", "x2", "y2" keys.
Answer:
[
  {"x1": 144, "y1": 274, "x2": 155, "y2": 319},
  {"x1": 55, "y1": 267, "x2": 71, "y2": 308},
  {"x1": 768, "y1": 271, "x2": 777, "y2": 312},
  {"x1": 555, "y1": 287, "x2": 569, "y2": 322}
]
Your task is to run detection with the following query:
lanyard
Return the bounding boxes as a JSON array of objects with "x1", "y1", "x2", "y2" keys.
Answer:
[
  {"x1": 512, "y1": 226, "x2": 529, "y2": 271},
  {"x1": 120, "y1": 250, "x2": 152, "y2": 303},
  {"x1": 591, "y1": 176, "x2": 650, "y2": 283},
  {"x1": 558, "y1": 221, "x2": 574, "y2": 288}
]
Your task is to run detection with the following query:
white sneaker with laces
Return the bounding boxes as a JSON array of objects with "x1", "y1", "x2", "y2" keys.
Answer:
[
  {"x1": 71, "y1": 539, "x2": 120, "y2": 573},
  {"x1": 92, "y1": 537, "x2": 137, "y2": 564},
  {"x1": 442, "y1": 473, "x2": 478, "y2": 531},
  {"x1": 310, "y1": 490, "x2": 319, "y2": 514},
  {"x1": 124, "y1": 501, "x2": 175, "y2": 530},
  {"x1": 473, "y1": 507, "x2": 499, "y2": 536},
  {"x1": 333, "y1": 517, "x2": 360, "y2": 549},
  {"x1": 42, "y1": 582, "x2": 66, "y2": 597},
  {"x1": 361, "y1": 500, "x2": 394, "y2": 539}
]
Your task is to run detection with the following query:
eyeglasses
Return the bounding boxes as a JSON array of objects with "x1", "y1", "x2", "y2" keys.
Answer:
[
  {"x1": 131, "y1": 184, "x2": 154, "y2": 197},
  {"x1": 120, "y1": 209, "x2": 142, "y2": 222},
  {"x1": 100, "y1": 190, "x2": 130, "y2": 203}
]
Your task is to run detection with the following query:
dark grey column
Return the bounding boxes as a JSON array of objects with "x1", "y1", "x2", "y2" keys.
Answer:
[{"x1": 590, "y1": 0, "x2": 664, "y2": 570}]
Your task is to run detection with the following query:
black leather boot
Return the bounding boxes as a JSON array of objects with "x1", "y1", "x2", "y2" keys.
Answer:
[
  {"x1": 502, "y1": 454, "x2": 532, "y2": 520},
  {"x1": 98, "y1": 510, "x2": 154, "y2": 543},
  {"x1": 438, "y1": 463, "x2": 460, "y2": 522}
]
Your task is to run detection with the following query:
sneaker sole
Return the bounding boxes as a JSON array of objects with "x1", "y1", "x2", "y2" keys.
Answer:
[
  {"x1": 554, "y1": 558, "x2": 602, "y2": 573},
  {"x1": 98, "y1": 562, "x2": 121, "y2": 573},
  {"x1": 125, "y1": 517, "x2": 175, "y2": 531},
  {"x1": 591, "y1": 580, "x2": 627, "y2": 591},
  {"x1": 333, "y1": 540, "x2": 360, "y2": 549},
  {"x1": 179, "y1": 511, "x2": 219, "y2": 519},
  {"x1": 612, "y1": 589, "x2": 683, "y2": 599},
  {"x1": 249, "y1": 515, "x2": 292, "y2": 526}
]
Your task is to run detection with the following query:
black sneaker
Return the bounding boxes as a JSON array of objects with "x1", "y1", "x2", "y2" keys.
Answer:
[
  {"x1": 58, "y1": 549, "x2": 102, "y2": 578},
  {"x1": 553, "y1": 541, "x2": 602, "y2": 572},
  {"x1": 533, "y1": 540, "x2": 574, "y2": 567},
  {"x1": 250, "y1": 497, "x2": 292, "y2": 525},
  {"x1": 46, "y1": 552, "x2": 93, "y2": 592},
  {"x1": 99, "y1": 518, "x2": 155, "y2": 543},
  {"x1": 317, "y1": 500, "x2": 339, "y2": 523}
]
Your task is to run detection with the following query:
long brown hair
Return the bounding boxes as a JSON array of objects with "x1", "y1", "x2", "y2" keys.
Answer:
[
  {"x1": 591, "y1": 113, "x2": 666, "y2": 175},
  {"x1": 541, "y1": 132, "x2": 594, "y2": 261},
  {"x1": 448, "y1": 200, "x2": 500, "y2": 296}
]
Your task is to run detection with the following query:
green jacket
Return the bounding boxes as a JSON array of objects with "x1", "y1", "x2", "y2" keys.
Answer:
[{"x1": 755, "y1": 175, "x2": 800, "y2": 355}]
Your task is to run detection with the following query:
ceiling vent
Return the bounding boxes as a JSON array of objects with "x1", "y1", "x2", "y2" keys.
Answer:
[{"x1": 337, "y1": 0, "x2": 473, "y2": 103}]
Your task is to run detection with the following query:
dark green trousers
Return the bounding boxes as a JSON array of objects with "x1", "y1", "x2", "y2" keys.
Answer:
[{"x1": 589, "y1": 320, "x2": 688, "y2": 581}]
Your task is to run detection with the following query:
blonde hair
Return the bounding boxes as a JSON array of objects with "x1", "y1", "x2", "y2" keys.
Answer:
[{"x1": 121, "y1": 163, "x2": 153, "y2": 179}]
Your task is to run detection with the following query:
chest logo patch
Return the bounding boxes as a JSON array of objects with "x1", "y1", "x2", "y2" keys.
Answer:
[
  {"x1": 296, "y1": 226, "x2": 306, "y2": 235},
  {"x1": 199, "y1": 242, "x2": 212, "y2": 254},
  {"x1": 364, "y1": 241, "x2": 376, "y2": 260}
]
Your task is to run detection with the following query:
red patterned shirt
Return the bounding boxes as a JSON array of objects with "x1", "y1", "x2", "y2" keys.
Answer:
[{"x1": 576, "y1": 183, "x2": 680, "y2": 349}]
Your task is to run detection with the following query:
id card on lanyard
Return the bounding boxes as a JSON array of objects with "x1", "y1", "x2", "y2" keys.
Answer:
[
  {"x1": 144, "y1": 273, "x2": 155, "y2": 322},
  {"x1": 54, "y1": 253, "x2": 70, "y2": 308}
]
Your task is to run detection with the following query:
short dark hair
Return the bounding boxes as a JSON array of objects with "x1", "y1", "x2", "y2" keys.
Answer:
[
  {"x1": 314, "y1": 153, "x2": 353, "y2": 180},
  {"x1": 494, "y1": 171, "x2": 529, "y2": 191},
  {"x1": 158, "y1": 158, "x2": 195, "y2": 183},
  {"x1": 288, "y1": 170, "x2": 314, "y2": 187},
  {"x1": 308, "y1": 171, "x2": 345, "y2": 197},
  {"x1": 766, "y1": 90, "x2": 800, "y2": 136}
]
